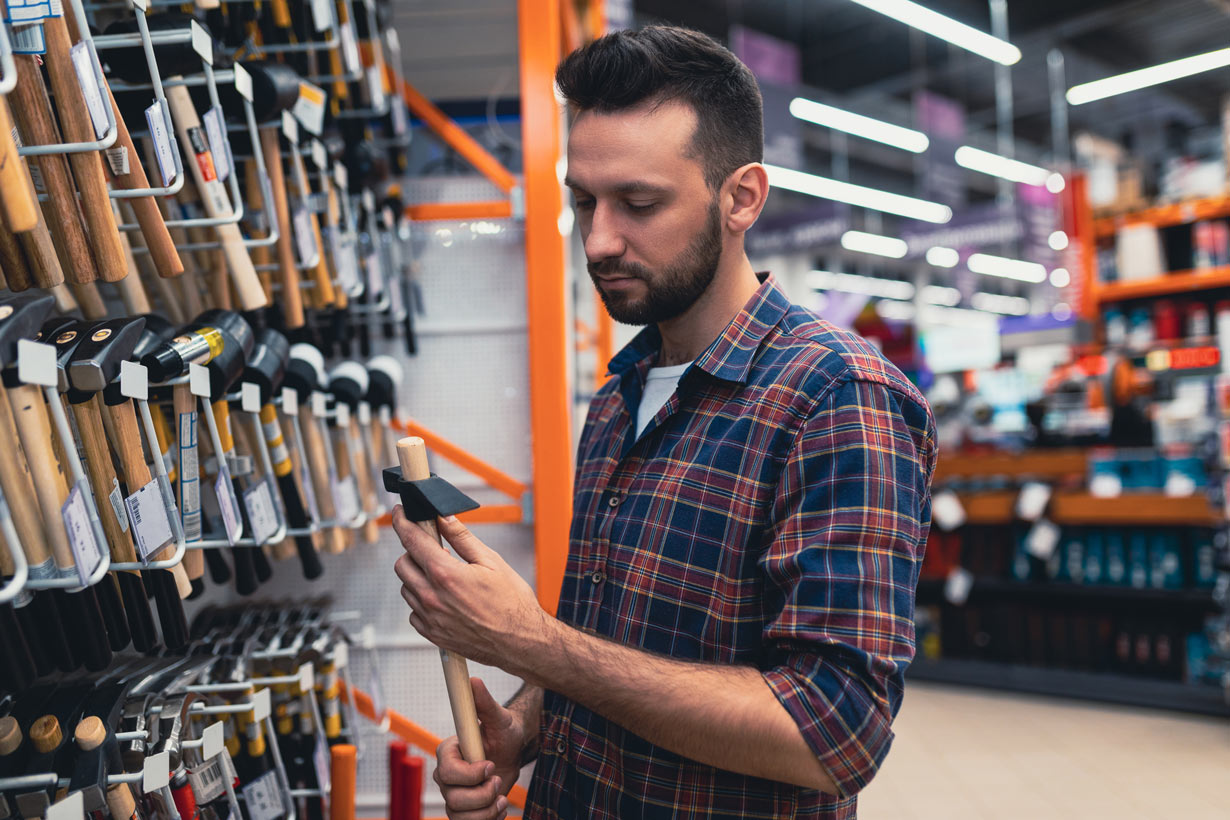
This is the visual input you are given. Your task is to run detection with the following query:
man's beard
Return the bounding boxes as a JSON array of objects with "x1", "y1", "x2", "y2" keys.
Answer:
[{"x1": 588, "y1": 200, "x2": 723, "y2": 326}]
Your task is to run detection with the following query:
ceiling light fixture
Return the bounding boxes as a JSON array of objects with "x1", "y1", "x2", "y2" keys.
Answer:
[
  {"x1": 789, "y1": 97, "x2": 929, "y2": 152},
  {"x1": 921, "y1": 285, "x2": 962, "y2": 306},
  {"x1": 848, "y1": 0, "x2": 1021, "y2": 66},
  {"x1": 841, "y1": 230, "x2": 909, "y2": 258},
  {"x1": 955, "y1": 146, "x2": 1054, "y2": 187},
  {"x1": 967, "y1": 253, "x2": 1048, "y2": 283},
  {"x1": 1050, "y1": 268, "x2": 1071, "y2": 288},
  {"x1": 1048, "y1": 231, "x2": 1069, "y2": 251},
  {"x1": 765, "y1": 164, "x2": 953, "y2": 224},
  {"x1": 1067, "y1": 47, "x2": 1230, "y2": 105},
  {"x1": 971, "y1": 292, "x2": 1031, "y2": 315},
  {"x1": 926, "y1": 246, "x2": 960, "y2": 268},
  {"x1": 808, "y1": 270, "x2": 916, "y2": 301}
]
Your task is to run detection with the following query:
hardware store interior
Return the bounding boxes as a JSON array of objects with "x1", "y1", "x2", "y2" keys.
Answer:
[{"x1": 0, "y1": 0, "x2": 1228, "y2": 819}]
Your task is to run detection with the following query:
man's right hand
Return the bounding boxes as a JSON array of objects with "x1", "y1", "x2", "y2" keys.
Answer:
[{"x1": 434, "y1": 678, "x2": 525, "y2": 820}]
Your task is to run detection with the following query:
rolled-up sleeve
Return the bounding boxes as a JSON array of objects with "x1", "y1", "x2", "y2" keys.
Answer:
[{"x1": 760, "y1": 375, "x2": 936, "y2": 797}]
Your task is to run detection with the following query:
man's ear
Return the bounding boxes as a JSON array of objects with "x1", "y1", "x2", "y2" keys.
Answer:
[{"x1": 725, "y1": 163, "x2": 769, "y2": 235}]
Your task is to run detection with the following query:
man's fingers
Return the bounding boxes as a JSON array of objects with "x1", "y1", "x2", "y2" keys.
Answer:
[
  {"x1": 443, "y1": 776, "x2": 502, "y2": 812},
  {"x1": 470, "y1": 678, "x2": 505, "y2": 725},
  {"x1": 393, "y1": 505, "x2": 448, "y2": 567},
  {"x1": 438, "y1": 515, "x2": 493, "y2": 565},
  {"x1": 446, "y1": 801, "x2": 505, "y2": 820},
  {"x1": 435, "y1": 739, "x2": 493, "y2": 786},
  {"x1": 393, "y1": 553, "x2": 428, "y2": 590}
]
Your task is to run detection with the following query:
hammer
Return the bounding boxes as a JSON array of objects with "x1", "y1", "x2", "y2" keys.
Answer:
[
  {"x1": 329, "y1": 362, "x2": 380, "y2": 545},
  {"x1": 69, "y1": 316, "x2": 191, "y2": 650},
  {"x1": 286, "y1": 343, "x2": 349, "y2": 554}
]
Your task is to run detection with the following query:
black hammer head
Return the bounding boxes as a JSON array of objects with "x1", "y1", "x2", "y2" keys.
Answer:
[
  {"x1": 0, "y1": 292, "x2": 55, "y2": 370},
  {"x1": 242, "y1": 328, "x2": 290, "y2": 405},
  {"x1": 40, "y1": 318, "x2": 88, "y2": 397},
  {"x1": 67, "y1": 317, "x2": 148, "y2": 395}
]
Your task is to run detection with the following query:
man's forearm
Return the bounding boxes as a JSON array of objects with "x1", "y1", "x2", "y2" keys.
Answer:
[
  {"x1": 504, "y1": 683, "x2": 543, "y2": 765},
  {"x1": 509, "y1": 617, "x2": 838, "y2": 794}
]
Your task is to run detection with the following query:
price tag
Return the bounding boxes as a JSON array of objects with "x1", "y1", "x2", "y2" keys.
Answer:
[
  {"x1": 119, "y1": 361, "x2": 148, "y2": 401},
  {"x1": 379, "y1": 406, "x2": 392, "y2": 427},
  {"x1": 62, "y1": 485, "x2": 103, "y2": 586},
  {"x1": 1089, "y1": 472, "x2": 1123, "y2": 498},
  {"x1": 126, "y1": 479, "x2": 173, "y2": 561},
  {"x1": 131, "y1": 0, "x2": 148, "y2": 11},
  {"x1": 312, "y1": 141, "x2": 327, "y2": 170},
  {"x1": 251, "y1": 687, "x2": 271, "y2": 722},
  {"x1": 201, "y1": 721, "x2": 224, "y2": 760},
  {"x1": 293, "y1": 206, "x2": 315, "y2": 265},
  {"x1": 12, "y1": 23, "x2": 45, "y2": 55},
  {"x1": 1016, "y1": 482, "x2": 1052, "y2": 522},
  {"x1": 334, "y1": 640, "x2": 348, "y2": 669},
  {"x1": 241, "y1": 382, "x2": 261, "y2": 414},
  {"x1": 145, "y1": 100, "x2": 176, "y2": 186},
  {"x1": 189, "y1": 363, "x2": 211, "y2": 398},
  {"x1": 69, "y1": 41, "x2": 108, "y2": 140},
  {"x1": 930, "y1": 489, "x2": 966, "y2": 532},
  {"x1": 332, "y1": 231, "x2": 359, "y2": 293},
  {"x1": 188, "y1": 756, "x2": 226, "y2": 804},
  {"x1": 17, "y1": 339, "x2": 55, "y2": 387},
  {"x1": 366, "y1": 65, "x2": 386, "y2": 110},
  {"x1": 944, "y1": 566, "x2": 973, "y2": 606},
  {"x1": 215, "y1": 473, "x2": 242, "y2": 545},
  {"x1": 292, "y1": 82, "x2": 327, "y2": 136},
  {"x1": 310, "y1": 0, "x2": 331, "y2": 32},
  {"x1": 282, "y1": 387, "x2": 299, "y2": 417},
  {"x1": 334, "y1": 476, "x2": 360, "y2": 522},
  {"x1": 357, "y1": 402, "x2": 371, "y2": 426},
  {"x1": 362, "y1": 189, "x2": 376, "y2": 214},
  {"x1": 5, "y1": 0, "x2": 57, "y2": 24},
  {"x1": 365, "y1": 252, "x2": 382, "y2": 296},
  {"x1": 108, "y1": 479, "x2": 129, "y2": 533},
  {"x1": 105, "y1": 145, "x2": 129, "y2": 176},
  {"x1": 233, "y1": 62, "x2": 253, "y2": 102},
  {"x1": 45, "y1": 790, "x2": 83, "y2": 820},
  {"x1": 335, "y1": 403, "x2": 350, "y2": 429},
  {"x1": 281, "y1": 110, "x2": 298, "y2": 143},
  {"x1": 1026, "y1": 519, "x2": 1061, "y2": 561},
  {"x1": 311, "y1": 391, "x2": 327, "y2": 418},
  {"x1": 334, "y1": 163, "x2": 348, "y2": 190},
  {"x1": 190, "y1": 19, "x2": 212, "y2": 64},
  {"x1": 203, "y1": 107, "x2": 232, "y2": 183},
  {"x1": 313, "y1": 735, "x2": 331, "y2": 798},
  {"x1": 243, "y1": 479, "x2": 280, "y2": 545},
  {"x1": 298, "y1": 662, "x2": 314, "y2": 692},
  {"x1": 241, "y1": 769, "x2": 283, "y2": 820},
  {"x1": 390, "y1": 97, "x2": 408, "y2": 136},
  {"x1": 339, "y1": 22, "x2": 361, "y2": 74},
  {"x1": 143, "y1": 750, "x2": 171, "y2": 793}
]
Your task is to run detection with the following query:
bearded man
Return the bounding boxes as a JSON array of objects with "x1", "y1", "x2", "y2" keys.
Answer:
[{"x1": 393, "y1": 25, "x2": 937, "y2": 820}]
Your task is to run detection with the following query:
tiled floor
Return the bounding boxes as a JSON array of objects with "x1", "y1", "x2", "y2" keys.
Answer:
[{"x1": 858, "y1": 682, "x2": 1230, "y2": 820}]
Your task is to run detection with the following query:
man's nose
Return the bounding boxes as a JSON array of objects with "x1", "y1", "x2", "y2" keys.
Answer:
[{"x1": 583, "y1": 202, "x2": 625, "y2": 262}]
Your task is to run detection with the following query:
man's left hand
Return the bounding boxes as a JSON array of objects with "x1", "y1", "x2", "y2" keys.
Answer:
[{"x1": 392, "y1": 506, "x2": 548, "y2": 669}]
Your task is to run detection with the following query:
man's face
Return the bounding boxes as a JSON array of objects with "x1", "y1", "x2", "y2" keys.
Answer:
[{"x1": 565, "y1": 101, "x2": 725, "y2": 326}]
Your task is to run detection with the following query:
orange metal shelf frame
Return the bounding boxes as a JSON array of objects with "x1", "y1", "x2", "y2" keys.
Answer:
[
  {"x1": 1092, "y1": 265, "x2": 1230, "y2": 304},
  {"x1": 955, "y1": 490, "x2": 1220, "y2": 527},
  {"x1": 1093, "y1": 195, "x2": 1230, "y2": 239}
]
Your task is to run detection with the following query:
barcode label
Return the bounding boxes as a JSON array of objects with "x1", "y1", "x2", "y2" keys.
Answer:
[
  {"x1": 62, "y1": 485, "x2": 103, "y2": 586},
  {"x1": 105, "y1": 146, "x2": 130, "y2": 176},
  {"x1": 127, "y1": 479, "x2": 173, "y2": 561},
  {"x1": 243, "y1": 478, "x2": 280, "y2": 545},
  {"x1": 293, "y1": 205, "x2": 315, "y2": 265},
  {"x1": 12, "y1": 23, "x2": 46, "y2": 55},
  {"x1": 204, "y1": 107, "x2": 232, "y2": 182},
  {"x1": 334, "y1": 476, "x2": 360, "y2": 523},
  {"x1": 145, "y1": 100, "x2": 176, "y2": 186},
  {"x1": 5, "y1": 0, "x2": 55, "y2": 24},
  {"x1": 70, "y1": 41, "x2": 108, "y2": 140},
  {"x1": 188, "y1": 756, "x2": 226, "y2": 804},
  {"x1": 241, "y1": 769, "x2": 283, "y2": 820},
  {"x1": 179, "y1": 411, "x2": 202, "y2": 542},
  {"x1": 27, "y1": 162, "x2": 45, "y2": 194},
  {"x1": 109, "y1": 479, "x2": 129, "y2": 533},
  {"x1": 215, "y1": 472, "x2": 242, "y2": 546}
]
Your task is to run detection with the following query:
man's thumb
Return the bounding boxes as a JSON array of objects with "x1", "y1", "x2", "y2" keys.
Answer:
[
  {"x1": 470, "y1": 677, "x2": 504, "y2": 723},
  {"x1": 438, "y1": 516, "x2": 488, "y2": 564}
]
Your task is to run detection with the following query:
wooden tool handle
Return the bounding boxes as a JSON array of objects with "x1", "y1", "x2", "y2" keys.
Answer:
[
  {"x1": 298, "y1": 405, "x2": 347, "y2": 552},
  {"x1": 289, "y1": 151, "x2": 335, "y2": 308},
  {"x1": 0, "y1": 97, "x2": 40, "y2": 233},
  {"x1": 258, "y1": 128, "x2": 305, "y2": 327},
  {"x1": 15, "y1": 204, "x2": 67, "y2": 292},
  {"x1": 113, "y1": 218, "x2": 153, "y2": 315},
  {"x1": 163, "y1": 83, "x2": 267, "y2": 311},
  {"x1": 243, "y1": 159, "x2": 274, "y2": 303},
  {"x1": 10, "y1": 53, "x2": 96, "y2": 285},
  {"x1": 9, "y1": 384, "x2": 73, "y2": 571},
  {"x1": 174, "y1": 383, "x2": 204, "y2": 583},
  {"x1": 0, "y1": 387, "x2": 52, "y2": 566},
  {"x1": 30, "y1": 715, "x2": 62, "y2": 754},
  {"x1": 72, "y1": 397, "x2": 139, "y2": 564},
  {"x1": 0, "y1": 214, "x2": 28, "y2": 291},
  {"x1": 395, "y1": 437, "x2": 484, "y2": 763},
  {"x1": 350, "y1": 418, "x2": 379, "y2": 544},
  {"x1": 70, "y1": 281, "x2": 108, "y2": 320}
]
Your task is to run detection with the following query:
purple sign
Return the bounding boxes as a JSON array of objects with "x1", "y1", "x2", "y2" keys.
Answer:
[
  {"x1": 746, "y1": 203, "x2": 850, "y2": 257},
  {"x1": 914, "y1": 90, "x2": 967, "y2": 209},
  {"x1": 900, "y1": 202, "x2": 1024, "y2": 259}
]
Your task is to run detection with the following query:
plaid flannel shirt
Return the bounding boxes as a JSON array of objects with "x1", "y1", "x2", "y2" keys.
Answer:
[{"x1": 525, "y1": 274, "x2": 936, "y2": 819}]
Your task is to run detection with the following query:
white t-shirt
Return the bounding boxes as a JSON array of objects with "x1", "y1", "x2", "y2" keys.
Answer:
[{"x1": 637, "y1": 361, "x2": 692, "y2": 437}]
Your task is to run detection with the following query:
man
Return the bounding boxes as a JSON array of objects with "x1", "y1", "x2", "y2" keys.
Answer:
[{"x1": 392, "y1": 25, "x2": 936, "y2": 820}]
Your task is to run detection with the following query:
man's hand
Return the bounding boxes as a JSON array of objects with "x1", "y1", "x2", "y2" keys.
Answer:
[
  {"x1": 391, "y1": 507, "x2": 548, "y2": 667},
  {"x1": 434, "y1": 678, "x2": 523, "y2": 820}
]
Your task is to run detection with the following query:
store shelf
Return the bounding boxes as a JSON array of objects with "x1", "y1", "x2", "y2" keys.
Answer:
[
  {"x1": 916, "y1": 578, "x2": 1219, "y2": 612},
  {"x1": 1093, "y1": 195, "x2": 1230, "y2": 239},
  {"x1": 934, "y1": 449, "x2": 1088, "y2": 482},
  {"x1": 1093, "y1": 266, "x2": 1230, "y2": 305},
  {"x1": 953, "y1": 489, "x2": 1220, "y2": 527},
  {"x1": 906, "y1": 657, "x2": 1230, "y2": 716}
]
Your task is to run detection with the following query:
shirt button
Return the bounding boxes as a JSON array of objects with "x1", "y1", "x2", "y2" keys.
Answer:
[
  {"x1": 555, "y1": 739, "x2": 567, "y2": 755},
  {"x1": 590, "y1": 570, "x2": 605, "y2": 585},
  {"x1": 607, "y1": 494, "x2": 622, "y2": 507}
]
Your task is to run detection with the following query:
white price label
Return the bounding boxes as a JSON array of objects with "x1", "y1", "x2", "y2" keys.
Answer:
[
  {"x1": 1016, "y1": 482, "x2": 1052, "y2": 522},
  {"x1": 143, "y1": 750, "x2": 170, "y2": 794},
  {"x1": 298, "y1": 662, "x2": 314, "y2": 692},
  {"x1": 241, "y1": 770, "x2": 283, "y2": 820},
  {"x1": 189, "y1": 363, "x2": 211, "y2": 398},
  {"x1": 293, "y1": 206, "x2": 315, "y2": 265},
  {"x1": 312, "y1": 141, "x2": 327, "y2": 170},
  {"x1": 390, "y1": 98, "x2": 408, "y2": 136},
  {"x1": 251, "y1": 688, "x2": 271, "y2": 722},
  {"x1": 335, "y1": 403, "x2": 350, "y2": 429},
  {"x1": 190, "y1": 19, "x2": 212, "y2": 64},
  {"x1": 105, "y1": 145, "x2": 130, "y2": 176},
  {"x1": 241, "y1": 382, "x2": 261, "y2": 414},
  {"x1": 201, "y1": 721, "x2": 224, "y2": 760},
  {"x1": 119, "y1": 361, "x2": 148, "y2": 400},
  {"x1": 126, "y1": 479, "x2": 173, "y2": 562},
  {"x1": 333, "y1": 162, "x2": 347, "y2": 190},
  {"x1": 931, "y1": 489, "x2": 966, "y2": 532},
  {"x1": 292, "y1": 82, "x2": 327, "y2": 136},
  {"x1": 365, "y1": 252, "x2": 383, "y2": 296},
  {"x1": 366, "y1": 65, "x2": 386, "y2": 110},
  {"x1": 62, "y1": 485, "x2": 103, "y2": 586},
  {"x1": 45, "y1": 790, "x2": 83, "y2": 820},
  {"x1": 313, "y1": 735, "x2": 331, "y2": 796},
  {"x1": 331, "y1": 231, "x2": 359, "y2": 293},
  {"x1": 334, "y1": 476, "x2": 360, "y2": 522},
  {"x1": 178, "y1": 411, "x2": 202, "y2": 543},
  {"x1": 357, "y1": 402, "x2": 371, "y2": 426},
  {"x1": 188, "y1": 756, "x2": 226, "y2": 804},
  {"x1": 243, "y1": 478, "x2": 280, "y2": 545},
  {"x1": 339, "y1": 22, "x2": 361, "y2": 74},
  {"x1": 145, "y1": 100, "x2": 177, "y2": 186},
  {"x1": 310, "y1": 0, "x2": 332, "y2": 32},
  {"x1": 311, "y1": 391, "x2": 327, "y2": 418},
  {"x1": 69, "y1": 42, "x2": 108, "y2": 140},
  {"x1": 1089, "y1": 472, "x2": 1123, "y2": 498},
  {"x1": 1026, "y1": 519, "x2": 1061, "y2": 561},
  {"x1": 131, "y1": 0, "x2": 148, "y2": 11},
  {"x1": 233, "y1": 62, "x2": 253, "y2": 102},
  {"x1": 12, "y1": 23, "x2": 45, "y2": 55},
  {"x1": 17, "y1": 339, "x2": 57, "y2": 387},
  {"x1": 203, "y1": 107, "x2": 232, "y2": 183},
  {"x1": 215, "y1": 472, "x2": 242, "y2": 545},
  {"x1": 282, "y1": 387, "x2": 299, "y2": 417},
  {"x1": 108, "y1": 479, "x2": 129, "y2": 533},
  {"x1": 334, "y1": 640, "x2": 348, "y2": 669},
  {"x1": 281, "y1": 110, "x2": 299, "y2": 144},
  {"x1": 5, "y1": 1, "x2": 56, "y2": 24},
  {"x1": 944, "y1": 566, "x2": 974, "y2": 606}
]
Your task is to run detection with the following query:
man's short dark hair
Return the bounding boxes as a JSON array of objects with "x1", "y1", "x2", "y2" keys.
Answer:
[{"x1": 555, "y1": 26, "x2": 764, "y2": 192}]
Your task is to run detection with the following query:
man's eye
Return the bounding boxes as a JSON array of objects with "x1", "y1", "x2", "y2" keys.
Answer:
[
  {"x1": 626, "y1": 202, "x2": 657, "y2": 213},
  {"x1": 574, "y1": 199, "x2": 595, "y2": 211}
]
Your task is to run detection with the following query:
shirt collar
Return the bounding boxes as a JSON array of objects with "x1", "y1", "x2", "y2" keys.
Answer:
[{"x1": 605, "y1": 273, "x2": 790, "y2": 385}]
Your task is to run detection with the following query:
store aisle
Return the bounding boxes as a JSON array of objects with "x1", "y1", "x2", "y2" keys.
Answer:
[{"x1": 859, "y1": 682, "x2": 1230, "y2": 820}]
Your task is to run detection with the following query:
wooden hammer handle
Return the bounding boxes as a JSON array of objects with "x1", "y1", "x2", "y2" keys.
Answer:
[
  {"x1": 72, "y1": 397, "x2": 139, "y2": 565},
  {"x1": 0, "y1": 386, "x2": 52, "y2": 566},
  {"x1": 258, "y1": 128, "x2": 305, "y2": 328},
  {"x1": 173, "y1": 383, "x2": 205, "y2": 584},
  {"x1": 0, "y1": 96, "x2": 40, "y2": 233},
  {"x1": 396, "y1": 437, "x2": 483, "y2": 763},
  {"x1": 8, "y1": 384, "x2": 73, "y2": 571}
]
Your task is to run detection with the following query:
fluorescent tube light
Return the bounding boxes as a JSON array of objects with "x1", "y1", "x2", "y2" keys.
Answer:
[
  {"x1": 926, "y1": 246, "x2": 960, "y2": 268},
  {"x1": 808, "y1": 270, "x2": 916, "y2": 300},
  {"x1": 849, "y1": 0, "x2": 1021, "y2": 66},
  {"x1": 921, "y1": 285, "x2": 961, "y2": 306},
  {"x1": 967, "y1": 253, "x2": 1048, "y2": 283},
  {"x1": 789, "y1": 97, "x2": 929, "y2": 152},
  {"x1": 955, "y1": 146, "x2": 1053, "y2": 187},
  {"x1": 971, "y1": 292, "x2": 1031, "y2": 315},
  {"x1": 1067, "y1": 47, "x2": 1230, "y2": 105},
  {"x1": 1050, "y1": 268, "x2": 1071, "y2": 288},
  {"x1": 765, "y1": 164, "x2": 953, "y2": 224},
  {"x1": 841, "y1": 230, "x2": 909, "y2": 258}
]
